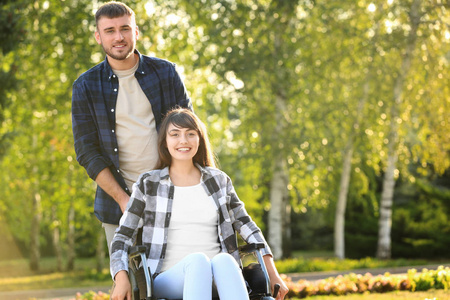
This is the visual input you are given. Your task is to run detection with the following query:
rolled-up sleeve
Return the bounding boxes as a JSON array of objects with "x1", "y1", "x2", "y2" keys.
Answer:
[{"x1": 72, "y1": 79, "x2": 111, "y2": 180}]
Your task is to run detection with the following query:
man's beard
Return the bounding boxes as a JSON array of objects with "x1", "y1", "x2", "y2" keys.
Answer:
[{"x1": 103, "y1": 44, "x2": 135, "y2": 61}]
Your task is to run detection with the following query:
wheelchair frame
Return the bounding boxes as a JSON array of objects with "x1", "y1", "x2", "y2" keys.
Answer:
[{"x1": 127, "y1": 243, "x2": 279, "y2": 300}]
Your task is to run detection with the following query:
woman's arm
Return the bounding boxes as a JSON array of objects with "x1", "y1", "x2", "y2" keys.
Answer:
[
  {"x1": 263, "y1": 254, "x2": 289, "y2": 300},
  {"x1": 222, "y1": 173, "x2": 289, "y2": 298}
]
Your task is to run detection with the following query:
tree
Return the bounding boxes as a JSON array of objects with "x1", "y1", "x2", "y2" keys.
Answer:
[
  {"x1": 0, "y1": 0, "x2": 101, "y2": 270},
  {"x1": 0, "y1": 0, "x2": 27, "y2": 262},
  {"x1": 332, "y1": 1, "x2": 385, "y2": 259},
  {"x1": 0, "y1": 0, "x2": 25, "y2": 156},
  {"x1": 377, "y1": 0, "x2": 426, "y2": 259}
]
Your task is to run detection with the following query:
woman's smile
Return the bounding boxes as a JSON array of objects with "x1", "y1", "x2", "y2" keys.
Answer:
[{"x1": 166, "y1": 123, "x2": 200, "y2": 162}]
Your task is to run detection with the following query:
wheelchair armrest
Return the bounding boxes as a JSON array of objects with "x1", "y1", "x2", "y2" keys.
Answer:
[
  {"x1": 238, "y1": 243, "x2": 265, "y2": 253},
  {"x1": 128, "y1": 245, "x2": 154, "y2": 300},
  {"x1": 129, "y1": 245, "x2": 147, "y2": 257},
  {"x1": 239, "y1": 243, "x2": 273, "y2": 297}
]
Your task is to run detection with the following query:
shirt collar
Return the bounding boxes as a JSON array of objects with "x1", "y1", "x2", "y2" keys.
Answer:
[
  {"x1": 160, "y1": 163, "x2": 212, "y2": 182},
  {"x1": 104, "y1": 49, "x2": 145, "y2": 81}
]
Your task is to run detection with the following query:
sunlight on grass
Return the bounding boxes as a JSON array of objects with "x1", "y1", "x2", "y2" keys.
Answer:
[
  {"x1": 0, "y1": 272, "x2": 66, "y2": 285},
  {"x1": 0, "y1": 257, "x2": 112, "y2": 292},
  {"x1": 275, "y1": 256, "x2": 430, "y2": 274}
]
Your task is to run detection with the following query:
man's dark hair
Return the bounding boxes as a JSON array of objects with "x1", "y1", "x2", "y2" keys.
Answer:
[{"x1": 95, "y1": 1, "x2": 135, "y2": 27}]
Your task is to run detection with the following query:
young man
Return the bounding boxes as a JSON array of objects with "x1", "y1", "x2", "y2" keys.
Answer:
[{"x1": 71, "y1": 1, "x2": 192, "y2": 251}]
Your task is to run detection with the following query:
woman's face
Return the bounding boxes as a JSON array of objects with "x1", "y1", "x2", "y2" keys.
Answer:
[{"x1": 166, "y1": 123, "x2": 200, "y2": 164}]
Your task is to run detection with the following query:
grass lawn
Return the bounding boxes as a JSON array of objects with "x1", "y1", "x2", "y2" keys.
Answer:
[
  {"x1": 290, "y1": 289, "x2": 448, "y2": 299},
  {"x1": 0, "y1": 257, "x2": 112, "y2": 292}
]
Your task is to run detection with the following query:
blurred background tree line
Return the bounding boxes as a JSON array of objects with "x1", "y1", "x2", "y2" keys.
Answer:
[{"x1": 0, "y1": 0, "x2": 448, "y2": 271}]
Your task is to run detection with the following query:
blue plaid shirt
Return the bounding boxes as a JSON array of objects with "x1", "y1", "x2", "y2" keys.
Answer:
[{"x1": 72, "y1": 50, "x2": 192, "y2": 225}]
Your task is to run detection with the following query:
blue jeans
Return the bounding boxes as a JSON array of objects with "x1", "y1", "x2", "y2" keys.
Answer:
[{"x1": 154, "y1": 252, "x2": 249, "y2": 300}]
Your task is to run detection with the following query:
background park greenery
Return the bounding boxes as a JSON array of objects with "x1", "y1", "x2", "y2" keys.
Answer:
[{"x1": 0, "y1": 0, "x2": 449, "y2": 280}]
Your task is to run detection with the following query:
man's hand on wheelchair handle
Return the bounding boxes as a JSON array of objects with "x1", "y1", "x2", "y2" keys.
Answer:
[{"x1": 111, "y1": 270, "x2": 132, "y2": 300}]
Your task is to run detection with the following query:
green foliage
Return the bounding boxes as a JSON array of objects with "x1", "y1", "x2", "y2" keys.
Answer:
[
  {"x1": 408, "y1": 266, "x2": 450, "y2": 292},
  {"x1": 0, "y1": 0, "x2": 26, "y2": 158},
  {"x1": 392, "y1": 174, "x2": 450, "y2": 259},
  {"x1": 275, "y1": 256, "x2": 428, "y2": 275},
  {"x1": 0, "y1": 0, "x2": 102, "y2": 260},
  {"x1": 291, "y1": 207, "x2": 334, "y2": 251},
  {"x1": 341, "y1": 167, "x2": 450, "y2": 259}
]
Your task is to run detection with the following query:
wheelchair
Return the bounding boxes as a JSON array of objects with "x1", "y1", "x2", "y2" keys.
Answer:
[{"x1": 128, "y1": 243, "x2": 280, "y2": 300}]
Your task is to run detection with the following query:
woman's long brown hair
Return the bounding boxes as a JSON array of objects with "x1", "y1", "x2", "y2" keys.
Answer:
[{"x1": 155, "y1": 108, "x2": 217, "y2": 169}]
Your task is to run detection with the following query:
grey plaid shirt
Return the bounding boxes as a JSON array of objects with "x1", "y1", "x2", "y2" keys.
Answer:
[{"x1": 110, "y1": 164, "x2": 272, "y2": 279}]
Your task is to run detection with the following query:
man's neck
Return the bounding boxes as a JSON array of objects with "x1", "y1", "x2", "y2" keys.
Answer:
[{"x1": 107, "y1": 52, "x2": 138, "y2": 70}]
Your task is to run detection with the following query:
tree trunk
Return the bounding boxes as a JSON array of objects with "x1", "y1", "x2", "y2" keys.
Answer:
[
  {"x1": 334, "y1": 140, "x2": 354, "y2": 259},
  {"x1": 268, "y1": 157, "x2": 289, "y2": 260},
  {"x1": 51, "y1": 206, "x2": 63, "y2": 272},
  {"x1": 377, "y1": 146, "x2": 397, "y2": 258},
  {"x1": 29, "y1": 192, "x2": 41, "y2": 271},
  {"x1": 66, "y1": 204, "x2": 75, "y2": 271},
  {"x1": 282, "y1": 199, "x2": 292, "y2": 258},
  {"x1": 377, "y1": 0, "x2": 421, "y2": 259},
  {"x1": 335, "y1": 79, "x2": 370, "y2": 259}
]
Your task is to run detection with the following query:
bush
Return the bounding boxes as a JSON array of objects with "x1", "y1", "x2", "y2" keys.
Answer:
[
  {"x1": 74, "y1": 291, "x2": 109, "y2": 300},
  {"x1": 283, "y1": 265, "x2": 449, "y2": 299}
]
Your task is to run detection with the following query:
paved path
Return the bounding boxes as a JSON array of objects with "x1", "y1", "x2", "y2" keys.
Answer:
[{"x1": 0, "y1": 264, "x2": 447, "y2": 300}]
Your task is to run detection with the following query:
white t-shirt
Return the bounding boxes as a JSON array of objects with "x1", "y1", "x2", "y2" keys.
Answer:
[
  {"x1": 161, "y1": 183, "x2": 221, "y2": 272},
  {"x1": 113, "y1": 62, "x2": 159, "y2": 190}
]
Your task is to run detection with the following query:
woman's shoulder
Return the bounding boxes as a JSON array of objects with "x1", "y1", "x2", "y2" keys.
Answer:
[
  {"x1": 137, "y1": 168, "x2": 169, "y2": 183},
  {"x1": 202, "y1": 166, "x2": 231, "y2": 182}
]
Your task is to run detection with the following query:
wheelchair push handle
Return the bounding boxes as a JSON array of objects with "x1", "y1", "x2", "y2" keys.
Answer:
[{"x1": 273, "y1": 283, "x2": 280, "y2": 298}]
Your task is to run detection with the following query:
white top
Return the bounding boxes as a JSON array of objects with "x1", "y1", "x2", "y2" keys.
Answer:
[
  {"x1": 113, "y1": 62, "x2": 159, "y2": 190},
  {"x1": 161, "y1": 183, "x2": 221, "y2": 272}
]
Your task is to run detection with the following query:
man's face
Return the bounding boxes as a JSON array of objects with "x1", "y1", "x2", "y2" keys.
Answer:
[{"x1": 95, "y1": 14, "x2": 139, "y2": 61}]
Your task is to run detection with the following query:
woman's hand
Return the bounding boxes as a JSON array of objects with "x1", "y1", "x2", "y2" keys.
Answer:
[
  {"x1": 111, "y1": 270, "x2": 132, "y2": 300},
  {"x1": 270, "y1": 275, "x2": 289, "y2": 300},
  {"x1": 262, "y1": 254, "x2": 289, "y2": 299}
]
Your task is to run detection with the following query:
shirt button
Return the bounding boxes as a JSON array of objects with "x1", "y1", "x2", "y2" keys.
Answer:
[
  {"x1": 114, "y1": 88, "x2": 117, "y2": 92},
  {"x1": 112, "y1": 75, "x2": 116, "y2": 78},
  {"x1": 111, "y1": 109, "x2": 114, "y2": 112},
  {"x1": 112, "y1": 129, "x2": 115, "y2": 133},
  {"x1": 114, "y1": 148, "x2": 118, "y2": 152},
  {"x1": 117, "y1": 169, "x2": 120, "y2": 173}
]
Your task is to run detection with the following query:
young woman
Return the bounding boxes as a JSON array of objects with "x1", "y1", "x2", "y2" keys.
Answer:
[{"x1": 110, "y1": 108, "x2": 288, "y2": 300}]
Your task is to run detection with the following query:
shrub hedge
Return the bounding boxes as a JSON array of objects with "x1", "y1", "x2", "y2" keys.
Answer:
[{"x1": 284, "y1": 265, "x2": 449, "y2": 298}]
